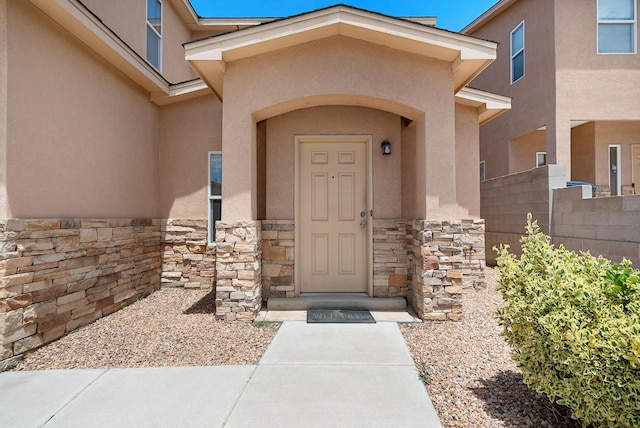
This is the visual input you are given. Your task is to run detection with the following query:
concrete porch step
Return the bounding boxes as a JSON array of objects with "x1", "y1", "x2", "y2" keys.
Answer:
[{"x1": 267, "y1": 293, "x2": 407, "y2": 311}]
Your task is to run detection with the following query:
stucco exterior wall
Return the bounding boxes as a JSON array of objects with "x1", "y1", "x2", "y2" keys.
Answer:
[
  {"x1": 571, "y1": 122, "x2": 596, "y2": 183},
  {"x1": 81, "y1": 0, "x2": 197, "y2": 82},
  {"x1": 469, "y1": 0, "x2": 556, "y2": 179},
  {"x1": 222, "y1": 35, "x2": 458, "y2": 221},
  {"x1": 454, "y1": 104, "x2": 481, "y2": 219},
  {"x1": 265, "y1": 106, "x2": 402, "y2": 219},
  {"x1": 0, "y1": 1, "x2": 8, "y2": 219},
  {"x1": 5, "y1": 1, "x2": 160, "y2": 219},
  {"x1": 508, "y1": 129, "x2": 546, "y2": 174},
  {"x1": 158, "y1": 94, "x2": 222, "y2": 219},
  {"x1": 81, "y1": 0, "x2": 145, "y2": 56},
  {"x1": 593, "y1": 121, "x2": 640, "y2": 189}
]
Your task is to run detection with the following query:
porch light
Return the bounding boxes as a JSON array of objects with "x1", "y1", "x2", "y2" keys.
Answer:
[{"x1": 381, "y1": 140, "x2": 392, "y2": 155}]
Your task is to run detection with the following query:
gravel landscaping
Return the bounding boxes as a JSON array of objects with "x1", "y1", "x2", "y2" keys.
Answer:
[
  {"x1": 14, "y1": 267, "x2": 580, "y2": 427},
  {"x1": 400, "y1": 267, "x2": 580, "y2": 428},
  {"x1": 13, "y1": 290, "x2": 279, "y2": 369}
]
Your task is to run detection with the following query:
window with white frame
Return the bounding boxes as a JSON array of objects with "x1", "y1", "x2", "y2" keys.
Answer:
[
  {"x1": 208, "y1": 152, "x2": 222, "y2": 242},
  {"x1": 510, "y1": 21, "x2": 525, "y2": 83},
  {"x1": 536, "y1": 152, "x2": 547, "y2": 167},
  {"x1": 480, "y1": 161, "x2": 486, "y2": 181},
  {"x1": 146, "y1": 0, "x2": 162, "y2": 70},
  {"x1": 598, "y1": 0, "x2": 637, "y2": 54}
]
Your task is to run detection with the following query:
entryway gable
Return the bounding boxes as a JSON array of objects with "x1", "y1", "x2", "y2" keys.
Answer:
[{"x1": 184, "y1": 5, "x2": 498, "y2": 99}]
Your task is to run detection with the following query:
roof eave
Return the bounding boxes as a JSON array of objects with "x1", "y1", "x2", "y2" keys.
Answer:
[{"x1": 455, "y1": 87, "x2": 511, "y2": 125}]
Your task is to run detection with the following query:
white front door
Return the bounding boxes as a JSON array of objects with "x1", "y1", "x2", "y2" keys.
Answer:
[{"x1": 297, "y1": 138, "x2": 369, "y2": 293}]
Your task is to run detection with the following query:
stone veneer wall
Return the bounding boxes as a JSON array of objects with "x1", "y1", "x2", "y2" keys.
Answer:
[
  {"x1": 412, "y1": 219, "x2": 485, "y2": 321},
  {"x1": 160, "y1": 220, "x2": 215, "y2": 289},
  {"x1": 372, "y1": 219, "x2": 411, "y2": 298},
  {"x1": 215, "y1": 221, "x2": 262, "y2": 321},
  {"x1": 0, "y1": 218, "x2": 161, "y2": 370},
  {"x1": 261, "y1": 220, "x2": 295, "y2": 300}
]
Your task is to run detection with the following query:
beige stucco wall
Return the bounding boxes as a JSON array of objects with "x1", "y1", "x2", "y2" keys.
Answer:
[
  {"x1": 455, "y1": 104, "x2": 481, "y2": 218},
  {"x1": 508, "y1": 129, "x2": 546, "y2": 174},
  {"x1": 222, "y1": 35, "x2": 458, "y2": 221},
  {"x1": 470, "y1": 0, "x2": 640, "y2": 181},
  {"x1": 82, "y1": 0, "x2": 197, "y2": 82},
  {"x1": 593, "y1": 121, "x2": 640, "y2": 188},
  {"x1": 0, "y1": 1, "x2": 8, "y2": 218},
  {"x1": 554, "y1": 1, "x2": 640, "y2": 181},
  {"x1": 265, "y1": 105, "x2": 402, "y2": 219},
  {"x1": 470, "y1": 0, "x2": 556, "y2": 179},
  {"x1": 5, "y1": 0, "x2": 159, "y2": 218},
  {"x1": 158, "y1": 94, "x2": 222, "y2": 218},
  {"x1": 571, "y1": 122, "x2": 596, "y2": 183}
]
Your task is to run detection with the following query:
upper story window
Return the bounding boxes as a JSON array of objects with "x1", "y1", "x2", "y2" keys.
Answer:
[
  {"x1": 146, "y1": 0, "x2": 162, "y2": 70},
  {"x1": 597, "y1": 0, "x2": 637, "y2": 54},
  {"x1": 510, "y1": 21, "x2": 525, "y2": 83},
  {"x1": 479, "y1": 161, "x2": 486, "y2": 181}
]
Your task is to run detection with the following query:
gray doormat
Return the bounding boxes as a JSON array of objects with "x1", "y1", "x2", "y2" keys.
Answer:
[{"x1": 307, "y1": 309, "x2": 376, "y2": 323}]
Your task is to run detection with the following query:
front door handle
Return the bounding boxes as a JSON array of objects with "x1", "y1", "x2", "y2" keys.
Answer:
[{"x1": 360, "y1": 221, "x2": 367, "y2": 228}]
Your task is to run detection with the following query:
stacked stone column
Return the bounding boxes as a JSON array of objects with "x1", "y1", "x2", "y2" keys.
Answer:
[
  {"x1": 215, "y1": 221, "x2": 262, "y2": 321},
  {"x1": 412, "y1": 219, "x2": 485, "y2": 321}
]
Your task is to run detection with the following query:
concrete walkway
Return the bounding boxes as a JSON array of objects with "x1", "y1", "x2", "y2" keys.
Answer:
[{"x1": 0, "y1": 321, "x2": 441, "y2": 428}]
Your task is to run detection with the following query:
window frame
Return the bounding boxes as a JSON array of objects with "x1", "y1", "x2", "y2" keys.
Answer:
[
  {"x1": 510, "y1": 20, "x2": 525, "y2": 84},
  {"x1": 597, "y1": 0, "x2": 637, "y2": 54},
  {"x1": 146, "y1": 0, "x2": 162, "y2": 71},
  {"x1": 479, "y1": 160, "x2": 486, "y2": 181},
  {"x1": 208, "y1": 151, "x2": 222, "y2": 243},
  {"x1": 609, "y1": 144, "x2": 622, "y2": 196},
  {"x1": 536, "y1": 152, "x2": 547, "y2": 168}
]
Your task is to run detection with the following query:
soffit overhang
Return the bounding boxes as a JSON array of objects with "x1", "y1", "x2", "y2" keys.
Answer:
[
  {"x1": 184, "y1": 5, "x2": 498, "y2": 101},
  {"x1": 455, "y1": 87, "x2": 511, "y2": 125}
]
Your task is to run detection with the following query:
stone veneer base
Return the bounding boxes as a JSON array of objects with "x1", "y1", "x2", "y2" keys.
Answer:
[
  {"x1": 0, "y1": 218, "x2": 161, "y2": 370},
  {"x1": 1, "y1": 216, "x2": 486, "y2": 369}
]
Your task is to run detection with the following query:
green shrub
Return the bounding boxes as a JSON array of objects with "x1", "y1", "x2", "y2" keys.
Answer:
[{"x1": 495, "y1": 215, "x2": 640, "y2": 427}]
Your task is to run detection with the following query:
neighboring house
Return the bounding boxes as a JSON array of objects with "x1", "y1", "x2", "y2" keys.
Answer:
[
  {"x1": 0, "y1": 0, "x2": 509, "y2": 368},
  {"x1": 464, "y1": 0, "x2": 640, "y2": 196}
]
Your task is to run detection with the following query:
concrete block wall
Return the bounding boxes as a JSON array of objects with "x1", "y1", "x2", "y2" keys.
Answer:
[
  {"x1": 482, "y1": 165, "x2": 640, "y2": 268},
  {"x1": 552, "y1": 187, "x2": 640, "y2": 267},
  {"x1": 481, "y1": 165, "x2": 567, "y2": 264}
]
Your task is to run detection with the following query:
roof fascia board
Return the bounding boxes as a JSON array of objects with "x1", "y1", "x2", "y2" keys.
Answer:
[
  {"x1": 170, "y1": 0, "x2": 199, "y2": 24},
  {"x1": 185, "y1": 6, "x2": 497, "y2": 63},
  {"x1": 29, "y1": 0, "x2": 169, "y2": 95},
  {"x1": 462, "y1": 0, "x2": 519, "y2": 34},
  {"x1": 455, "y1": 87, "x2": 511, "y2": 124},
  {"x1": 189, "y1": 17, "x2": 275, "y2": 31},
  {"x1": 151, "y1": 79, "x2": 211, "y2": 105}
]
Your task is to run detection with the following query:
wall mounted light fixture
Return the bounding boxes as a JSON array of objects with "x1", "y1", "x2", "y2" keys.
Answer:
[{"x1": 381, "y1": 140, "x2": 392, "y2": 155}]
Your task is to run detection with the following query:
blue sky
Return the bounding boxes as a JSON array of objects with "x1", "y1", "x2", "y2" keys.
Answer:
[{"x1": 189, "y1": 1, "x2": 499, "y2": 32}]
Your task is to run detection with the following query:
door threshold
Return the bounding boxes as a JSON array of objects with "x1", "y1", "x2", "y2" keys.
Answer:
[{"x1": 267, "y1": 295, "x2": 406, "y2": 311}]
